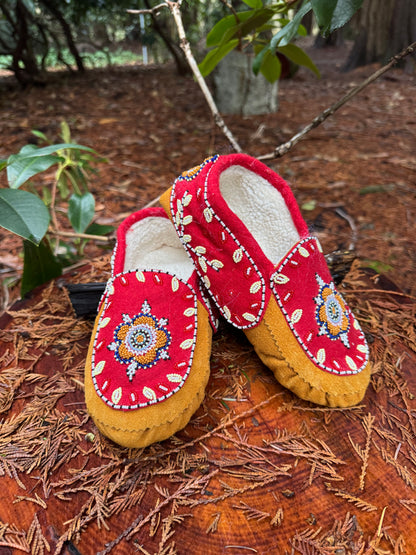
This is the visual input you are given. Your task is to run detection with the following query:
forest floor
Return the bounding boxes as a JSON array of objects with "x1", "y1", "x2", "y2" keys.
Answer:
[
  {"x1": 0, "y1": 40, "x2": 415, "y2": 307},
  {"x1": 0, "y1": 41, "x2": 416, "y2": 555}
]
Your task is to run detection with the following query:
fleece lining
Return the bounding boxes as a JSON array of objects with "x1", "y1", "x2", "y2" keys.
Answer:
[
  {"x1": 219, "y1": 165, "x2": 300, "y2": 265},
  {"x1": 124, "y1": 217, "x2": 193, "y2": 281}
]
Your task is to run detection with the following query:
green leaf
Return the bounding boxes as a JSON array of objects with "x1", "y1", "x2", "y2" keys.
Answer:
[
  {"x1": 31, "y1": 129, "x2": 49, "y2": 143},
  {"x1": 310, "y1": 0, "x2": 337, "y2": 28},
  {"x1": 254, "y1": 23, "x2": 275, "y2": 33},
  {"x1": 270, "y1": 2, "x2": 312, "y2": 49},
  {"x1": 0, "y1": 188, "x2": 50, "y2": 245},
  {"x1": 311, "y1": 0, "x2": 363, "y2": 34},
  {"x1": 0, "y1": 159, "x2": 7, "y2": 172},
  {"x1": 42, "y1": 186, "x2": 52, "y2": 207},
  {"x1": 199, "y1": 39, "x2": 239, "y2": 76},
  {"x1": 259, "y1": 50, "x2": 282, "y2": 83},
  {"x1": 359, "y1": 184, "x2": 395, "y2": 195},
  {"x1": 15, "y1": 143, "x2": 94, "y2": 159},
  {"x1": 242, "y1": 0, "x2": 263, "y2": 8},
  {"x1": 360, "y1": 259, "x2": 393, "y2": 274},
  {"x1": 330, "y1": 0, "x2": 363, "y2": 32},
  {"x1": 22, "y1": 0, "x2": 37, "y2": 15},
  {"x1": 231, "y1": 8, "x2": 275, "y2": 43},
  {"x1": 7, "y1": 152, "x2": 60, "y2": 188},
  {"x1": 21, "y1": 238, "x2": 62, "y2": 297},
  {"x1": 301, "y1": 200, "x2": 317, "y2": 211},
  {"x1": 6, "y1": 143, "x2": 95, "y2": 188},
  {"x1": 68, "y1": 192, "x2": 95, "y2": 233},
  {"x1": 278, "y1": 44, "x2": 320, "y2": 77},
  {"x1": 60, "y1": 120, "x2": 71, "y2": 143},
  {"x1": 206, "y1": 11, "x2": 253, "y2": 47},
  {"x1": 85, "y1": 222, "x2": 115, "y2": 236},
  {"x1": 253, "y1": 44, "x2": 269, "y2": 75},
  {"x1": 297, "y1": 23, "x2": 308, "y2": 36},
  {"x1": 57, "y1": 173, "x2": 70, "y2": 199},
  {"x1": 207, "y1": 8, "x2": 274, "y2": 49}
]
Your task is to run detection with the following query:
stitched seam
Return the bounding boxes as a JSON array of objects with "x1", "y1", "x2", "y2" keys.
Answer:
[
  {"x1": 91, "y1": 389, "x2": 205, "y2": 435},
  {"x1": 263, "y1": 317, "x2": 368, "y2": 398}
]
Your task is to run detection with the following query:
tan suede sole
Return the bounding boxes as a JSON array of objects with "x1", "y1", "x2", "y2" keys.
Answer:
[
  {"x1": 85, "y1": 300, "x2": 212, "y2": 448},
  {"x1": 245, "y1": 296, "x2": 372, "y2": 407}
]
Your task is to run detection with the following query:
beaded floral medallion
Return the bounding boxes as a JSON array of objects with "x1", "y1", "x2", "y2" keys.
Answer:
[
  {"x1": 314, "y1": 275, "x2": 350, "y2": 347},
  {"x1": 108, "y1": 300, "x2": 171, "y2": 381}
]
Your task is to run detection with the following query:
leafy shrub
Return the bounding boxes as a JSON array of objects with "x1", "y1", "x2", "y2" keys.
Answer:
[
  {"x1": 0, "y1": 122, "x2": 111, "y2": 296},
  {"x1": 199, "y1": 0, "x2": 363, "y2": 83}
]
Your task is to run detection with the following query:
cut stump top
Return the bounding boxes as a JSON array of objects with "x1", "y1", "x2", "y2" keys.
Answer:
[{"x1": 0, "y1": 261, "x2": 415, "y2": 555}]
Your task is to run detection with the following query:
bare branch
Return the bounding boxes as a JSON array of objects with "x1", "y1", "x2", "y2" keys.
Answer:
[
  {"x1": 50, "y1": 229, "x2": 113, "y2": 243},
  {"x1": 127, "y1": 3, "x2": 167, "y2": 16},
  {"x1": 219, "y1": 0, "x2": 239, "y2": 20},
  {"x1": 219, "y1": 0, "x2": 243, "y2": 49},
  {"x1": 167, "y1": 1, "x2": 242, "y2": 152},
  {"x1": 259, "y1": 40, "x2": 416, "y2": 161}
]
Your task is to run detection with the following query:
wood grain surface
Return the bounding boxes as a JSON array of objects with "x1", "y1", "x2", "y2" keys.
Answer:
[{"x1": 0, "y1": 262, "x2": 415, "y2": 555}]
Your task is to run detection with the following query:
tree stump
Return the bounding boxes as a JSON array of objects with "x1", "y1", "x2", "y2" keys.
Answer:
[
  {"x1": 212, "y1": 50, "x2": 278, "y2": 116},
  {"x1": 0, "y1": 261, "x2": 415, "y2": 554}
]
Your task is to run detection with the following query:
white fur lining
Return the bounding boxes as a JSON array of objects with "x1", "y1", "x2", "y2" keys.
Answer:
[
  {"x1": 124, "y1": 217, "x2": 193, "y2": 281},
  {"x1": 219, "y1": 165, "x2": 300, "y2": 265}
]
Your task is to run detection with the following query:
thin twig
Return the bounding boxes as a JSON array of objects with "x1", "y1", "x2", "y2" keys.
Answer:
[
  {"x1": 50, "y1": 179, "x2": 60, "y2": 232},
  {"x1": 219, "y1": 0, "x2": 242, "y2": 48},
  {"x1": 142, "y1": 195, "x2": 161, "y2": 209},
  {"x1": 259, "y1": 40, "x2": 416, "y2": 160},
  {"x1": 335, "y1": 207, "x2": 357, "y2": 251},
  {"x1": 167, "y1": 1, "x2": 242, "y2": 152},
  {"x1": 341, "y1": 288, "x2": 416, "y2": 300},
  {"x1": 127, "y1": 0, "x2": 241, "y2": 150},
  {"x1": 219, "y1": 0, "x2": 236, "y2": 14},
  {"x1": 127, "y1": 3, "x2": 166, "y2": 16},
  {"x1": 50, "y1": 229, "x2": 113, "y2": 242},
  {"x1": 359, "y1": 413, "x2": 375, "y2": 491}
]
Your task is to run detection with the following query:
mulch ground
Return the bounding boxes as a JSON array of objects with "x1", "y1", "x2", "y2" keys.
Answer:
[
  {"x1": 1, "y1": 43, "x2": 415, "y2": 301},
  {"x1": 0, "y1": 42, "x2": 415, "y2": 554}
]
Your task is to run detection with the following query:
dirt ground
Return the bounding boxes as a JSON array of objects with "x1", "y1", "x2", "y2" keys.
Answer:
[{"x1": 0, "y1": 41, "x2": 415, "y2": 306}]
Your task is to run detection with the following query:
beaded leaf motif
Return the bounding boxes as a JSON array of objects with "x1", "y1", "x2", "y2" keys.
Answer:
[{"x1": 171, "y1": 157, "x2": 268, "y2": 330}]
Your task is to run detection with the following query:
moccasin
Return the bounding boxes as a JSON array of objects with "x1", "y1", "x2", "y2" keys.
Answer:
[
  {"x1": 160, "y1": 154, "x2": 371, "y2": 407},
  {"x1": 85, "y1": 207, "x2": 217, "y2": 448}
]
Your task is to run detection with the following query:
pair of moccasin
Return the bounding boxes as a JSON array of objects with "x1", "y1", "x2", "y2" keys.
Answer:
[{"x1": 85, "y1": 154, "x2": 371, "y2": 448}]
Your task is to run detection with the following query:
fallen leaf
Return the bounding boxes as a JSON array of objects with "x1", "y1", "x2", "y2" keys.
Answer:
[{"x1": 98, "y1": 118, "x2": 119, "y2": 124}]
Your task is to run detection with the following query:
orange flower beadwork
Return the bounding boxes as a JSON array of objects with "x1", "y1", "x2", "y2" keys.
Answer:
[
  {"x1": 108, "y1": 300, "x2": 171, "y2": 381},
  {"x1": 179, "y1": 155, "x2": 218, "y2": 181},
  {"x1": 314, "y1": 274, "x2": 350, "y2": 347}
]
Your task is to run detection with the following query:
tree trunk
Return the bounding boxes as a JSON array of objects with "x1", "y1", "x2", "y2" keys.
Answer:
[
  {"x1": 40, "y1": 0, "x2": 85, "y2": 72},
  {"x1": 315, "y1": 29, "x2": 344, "y2": 48},
  {"x1": 345, "y1": 0, "x2": 416, "y2": 70},
  {"x1": 12, "y1": 0, "x2": 43, "y2": 86},
  {"x1": 144, "y1": 0, "x2": 190, "y2": 76},
  {"x1": 301, "y1": 10, "x2": 314, "y2": 35},
  {"x1": 387, "y1": 0, "x2": 416, "y2": 70}
]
